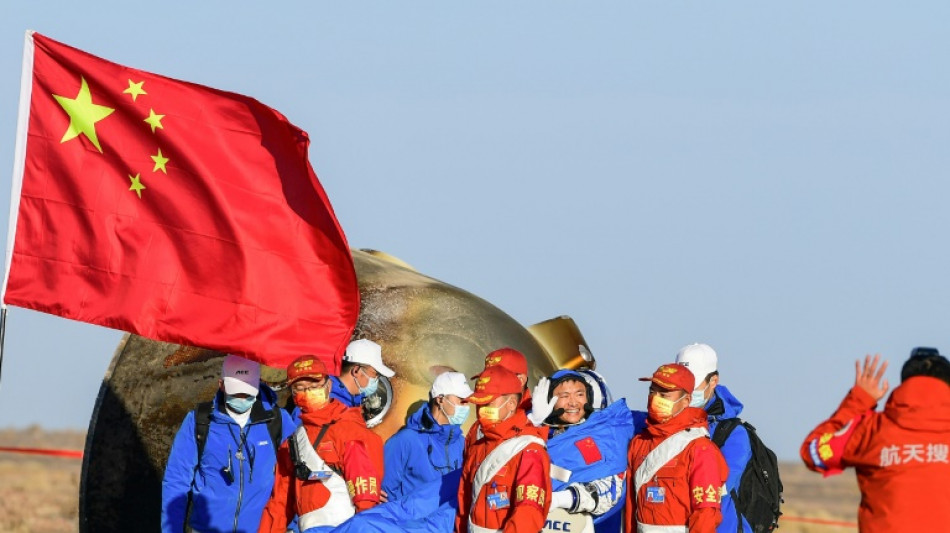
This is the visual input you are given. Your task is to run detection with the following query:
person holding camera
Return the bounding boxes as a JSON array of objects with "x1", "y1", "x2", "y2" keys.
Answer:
[
  {"x1": 259, "y1": 355, "x2": 384, "y2": 532},
  {"x1": 800, "y1": 348, "x2": 950, "y2": 533}
]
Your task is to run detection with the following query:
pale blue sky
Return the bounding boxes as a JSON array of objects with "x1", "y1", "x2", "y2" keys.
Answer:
[{"x1": 0, "y1": 2, "x2": 947, "y2": 459}]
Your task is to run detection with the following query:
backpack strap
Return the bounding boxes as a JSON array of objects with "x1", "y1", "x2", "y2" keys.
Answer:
[
  {"x1": 193, "y1": 401, "x2": 214, "y2": 461},
  {"x1": 265, "y1": 404, "x2": 283, "y2": 452},
  {"x1": 312, "y1": 421, "x2": 334, "y2": 449},
  {"x1": 711, "y1": 417, "x2": 742, "y2": 448},
  {"x1": 185, "y1": 401, "x2": 214, "y2": 531},
  {"x1": 312, "y1": 421, "x2": 340, "y2": 475}
]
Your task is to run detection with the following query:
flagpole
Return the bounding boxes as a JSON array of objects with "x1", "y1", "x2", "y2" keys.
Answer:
[
  {"x1": 0, "y1": 30, "x2": 37, "y2": 387},
  {"x1": 0, "y1": 308, "x2": 6, "y2": 388}
]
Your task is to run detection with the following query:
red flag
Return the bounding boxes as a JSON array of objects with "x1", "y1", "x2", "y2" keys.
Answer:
[
  {"x1": 574, "y1": 436, "x2": 603, "y2": 464},
  {"x1": 2, "y1": 32, "x2": 359, "y2": 371}
]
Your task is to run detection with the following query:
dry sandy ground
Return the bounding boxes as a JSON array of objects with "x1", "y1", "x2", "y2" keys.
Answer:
[
  {"x1": 0, "y1": 427, "x2": 860, "y2": 532},
  {"x1": 0, "y1": 427, "x2": 85, "y2": 533}
]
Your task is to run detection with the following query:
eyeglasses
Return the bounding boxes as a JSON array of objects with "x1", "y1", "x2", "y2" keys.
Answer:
[{"x1": 292, "y1": 383, "x2": 327, "y2": 393}]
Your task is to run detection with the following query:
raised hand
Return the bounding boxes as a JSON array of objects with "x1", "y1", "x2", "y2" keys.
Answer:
[
  {"x1": 855, "y1": 354, "x2": 889, "y2": 402},
  {"x1": 527, "y1": 377, "x2": 557, "y2": 426}
]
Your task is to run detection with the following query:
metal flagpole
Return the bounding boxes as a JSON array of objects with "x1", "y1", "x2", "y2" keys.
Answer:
[
  {"x1": 0, "y1": 31, "x2": 37, "y2": 389},
  {"x1": 0, "y1": 308, "x2": 6, "y2": 389}
]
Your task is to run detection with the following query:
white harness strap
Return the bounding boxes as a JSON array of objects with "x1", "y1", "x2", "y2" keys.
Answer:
[
  {"x1": 549, "y1": 463, "x2": 572, "y2": 483},
  {"x1": 632, "y1": 428, "x2": 708, "y2": 533},
  {"x1": 297, "y1": 470, "x2": 355, "y2": 529},
  {"x1": 293, "y1": 426, "x2": 355, "y2": 529},
  {"x1": 637, "y1": 524, "x2": 688, "y2": 532},
  {"x1": 469, "y1": 524, "x2": 501, "y2": 533},
  {"x1": 634, "y1": 427, "x2": 708, "y2": 492},
  {"x1": 468, "y1": 435, "x2": 546, "y2": 533}
]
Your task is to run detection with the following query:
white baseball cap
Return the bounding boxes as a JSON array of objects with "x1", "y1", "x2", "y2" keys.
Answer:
[
  {"x1": 430, "y1": 371, "x2": 474, "y2": 399},
  {"x1": 222, "y1": 354, "x2": 260, "y2": 396},
  {"x1": 343, "y1": 339, "x2": 395, "y2": 378},
  {"x1": 674, "y1": 343, "x2": 718, "y2": 389}
]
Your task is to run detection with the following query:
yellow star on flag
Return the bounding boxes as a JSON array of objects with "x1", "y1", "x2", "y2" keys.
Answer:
[
  {"x1": 53, "y1": 76, "x2": 115, "y2": 153},
  {"x1": 144, "y1": 109, "x2": 165, "y2": 133},
  {"x1": 129, "y1": 173, "x2": 146, "y2": 198},
  {"x1": 123, "y1": 80, "x2": 147, "y2": 101},
  {"x1": 151, "y1": 148, "x2": 169, "y2": 174}
]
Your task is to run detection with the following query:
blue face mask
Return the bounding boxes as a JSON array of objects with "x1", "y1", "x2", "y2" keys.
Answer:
[
  {"x1": 358, "y1": 368, "x2": 379, "y2": 397},
  {"x1": 441, "y1": 400, "x2": 471, "y2": 426},
  {"x1": 689, "y1": 384, "x2": 708, "y2": 408},
  {"x1": 226, "y1": 395, "x2": 255, "y2": 414}
]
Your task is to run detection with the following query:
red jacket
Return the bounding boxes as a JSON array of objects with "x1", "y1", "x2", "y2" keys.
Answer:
[
  {"x1": 625, "y1": 407, "x2": 727, "y2": 533},
  {"x1": 801, "y1": 377, "x2": 950, "y2": 533},
  {"x1": 456, "y1": 409, "x2": 551, "y2": 533},
  {"x1": 258, "y1": 400, "x2": 384, "y2": 533}
]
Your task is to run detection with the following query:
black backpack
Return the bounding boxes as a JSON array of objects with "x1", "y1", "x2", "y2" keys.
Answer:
[
  {"x1": 711, "y1": 418, "x2": 783, "y2": 533},
  {"x1": 193, "y1": 399, "x2": 283, "y2": 460},
  {"x1": 182, "y1": 399, "x2": 283, "y2": 529}
]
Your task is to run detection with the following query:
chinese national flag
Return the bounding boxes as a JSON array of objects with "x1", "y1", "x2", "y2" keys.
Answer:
[
  {"x1": 574, "y1": 436, "x2": 603, "y2": 464},
  {"x1": 2, "y1": 32, "x2": 359, "y2": 370}
]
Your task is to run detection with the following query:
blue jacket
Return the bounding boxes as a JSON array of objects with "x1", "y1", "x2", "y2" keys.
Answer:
[
  {"x1": 383, "y1": 403, "x2": 464, "y2": 506},
  {"x1": 306, "y1": 498, "x2": 456, "y2": 533},
  {"x1": 547, "y1": 399, "x2": 635, "y2": 533},
  {"x1": 161, "y1": 384, "x2": 296, "y2": 533},
  {"x1": 704, "y1": 385, "x2": 753, "y2": 533},
  {"x1": 329, "y1": 375, "x2": 363, "y2": 408},
  {"x1": 305, "y1": 404, "x2": 463, "y2": 533}
]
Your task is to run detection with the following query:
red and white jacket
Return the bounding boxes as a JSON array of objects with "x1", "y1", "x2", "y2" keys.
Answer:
[
  {"x1": 258, "y1": 400, "x2": 383, "y2": 533},
  {"x1": 456, "y1": 409, "x2": 551, "y2": 533},
  {"x1": 625, "y1": 407, "x2": 728, "y2": 533}
]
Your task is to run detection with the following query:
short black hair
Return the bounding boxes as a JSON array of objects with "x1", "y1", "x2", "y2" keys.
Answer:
[{"x1": 901, "y1": 347, "x2": 950, "y2": 385}]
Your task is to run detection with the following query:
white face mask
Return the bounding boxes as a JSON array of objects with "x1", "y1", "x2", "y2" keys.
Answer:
[
  {"x1": 690, "y1": 383, "x2": 708, "y2": 408},
  {"x1": 440, "y1": 399, "x2": 471, "y2": 426},
  {"x1": 358, "y1": 367, "x2": 379, "y2": 396}
]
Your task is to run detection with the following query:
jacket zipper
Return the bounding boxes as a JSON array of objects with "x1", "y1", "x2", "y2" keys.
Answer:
[
  {"x1": 232, "y1": 425, "x2": 247, "y2": 533},
  {"x1": 232, "y1": 415, "x2": 272, "y2": 532}
]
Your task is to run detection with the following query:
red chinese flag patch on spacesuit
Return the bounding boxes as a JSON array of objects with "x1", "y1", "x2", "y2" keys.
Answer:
[{"x1": 575, "y1": 436, "x2": 602, "y2": 464}]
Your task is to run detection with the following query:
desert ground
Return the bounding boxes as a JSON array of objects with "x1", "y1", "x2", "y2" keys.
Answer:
[{"x1": 0, "y1": 427, "x2": 859, "y2": 532}]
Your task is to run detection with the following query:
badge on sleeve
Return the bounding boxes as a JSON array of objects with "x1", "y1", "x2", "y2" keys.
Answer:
[
  {"x1": 487, "y1": 489, "x2": 511, "y2": 510},
  {"x1": 646, "y1": 486, "x2": 665, "y2": 503}
]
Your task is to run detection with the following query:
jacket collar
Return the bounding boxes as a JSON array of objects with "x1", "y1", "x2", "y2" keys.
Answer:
[
  {"x1": 644, "y1": 406, "x2": 709, "y2": 438},
  {"x1": 299, "y1": 398, "x2": 365, "y2": 426},
  {"x1": 885, "y1": 376, "x2": 950, "y2": 431},
  {"x1": 480, "y1": 409, "x2": 539, "y2": 442},
  {"x1": 212, "y1": 388, "x2": 276, "y2": 425},
  {"x1": 704, "y1": 385, "x2": 744, "y2": 420}
]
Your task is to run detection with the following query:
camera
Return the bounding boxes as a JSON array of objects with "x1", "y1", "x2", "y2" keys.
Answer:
[{"x1": 910, "y1": 347, "x2": 940, "y2": 359}]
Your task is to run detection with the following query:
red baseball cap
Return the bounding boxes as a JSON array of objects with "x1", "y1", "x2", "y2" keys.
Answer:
[
  {"x1": 467, "y1": 366, "x2": 524, "y2": 405},
  {"x1": 639, "y1": 363, "x2": 695, "y2": 393},
  {"x1": 287, "y1": 355, "x2": 329, "y2": 384},
  {"x1": 481, "y1": 347, "x2": 528, "y2": 375}
]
